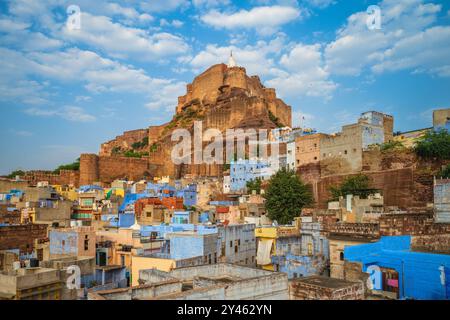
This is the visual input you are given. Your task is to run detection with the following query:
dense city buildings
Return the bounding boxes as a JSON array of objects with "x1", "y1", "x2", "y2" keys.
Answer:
[{"x1": 1, "y1": 55, "x2": 450, "y2": 302}]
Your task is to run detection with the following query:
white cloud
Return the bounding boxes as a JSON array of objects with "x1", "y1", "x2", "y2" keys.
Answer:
[
  {"x1": 0, "y1": 46, "x2": 186, "y2": 112},
  {"x1": 9, "y1": 129, "x2": 34, "y2": 137},
  {"x1": 200, "y1": 6, "x2": 301, "y2": 35},
  {"x1": 189, "y1": 36, "x2": 287, "y2": 77},
  {"x1": 267, "y1": 43, "x2": 337, "y2": 99},
  {"x1": 372, "y1": 26, "x2": 450, "y2": 77},
  {"x1": 303, "y1": 0, "x2": 336, "y2": 9},
  {"x1": 193, "y1": 0, "x2": 231, "y2": 8},
  {"x1": 139, "y1": 0, "x2": 190, "y2": 13},
  {"x1": 160, "y1": 19, "x2": 184, "y2": 28},
  {"x1": 58, "y1": 12, "x2": 189, "y2": 61},
  {"x1": 25, "y1": 106, "x2": 96, "y2": 122},
  {"x1": 324, "y1": 0, "x2": 447, "y2": 77}
]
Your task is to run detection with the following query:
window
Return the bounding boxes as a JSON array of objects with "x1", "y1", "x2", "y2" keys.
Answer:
[
  {"x1": 84, "y1": 239, "x2": 89, "y2": 251},
  {"x1": 121, "y1": 255, "x2": 125, "y2": 266},
  {"x1": 314, "y1": 157, "x2": 317, "y2": 160},
  {"x1": 230, "y1": 241, "x2": 232, "y2": 248},
  {"x1": 340, "y1": 252, "x2": 344, "y2": 261},
  {"x1": 344, "y1": 150, "x2": 348, "y2": 155}
]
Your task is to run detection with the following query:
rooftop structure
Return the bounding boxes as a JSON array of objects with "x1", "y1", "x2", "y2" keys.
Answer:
[{"x1": 89, "y1": 263, "x2": 288, "y2": 300}]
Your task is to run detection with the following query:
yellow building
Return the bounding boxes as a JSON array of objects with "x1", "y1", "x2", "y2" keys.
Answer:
[
  {"x1": 52, "y1": 185, "x2": 78, "y2": 201},
  {"x1": 131, "y1": 255, "x2": 176, "y2": 286},
  {"x1": 393, "y1": 128, "x2": 431, "y2": 148},
  {"x1": 130, "y1": 254, "x2": 204, "y2": 286},
  {"x1": 255, "y1": 224, "x2": 300, "y2": 271},
  {"x1": 104, "y1": 187, "x2": 125, "y2": 199}
]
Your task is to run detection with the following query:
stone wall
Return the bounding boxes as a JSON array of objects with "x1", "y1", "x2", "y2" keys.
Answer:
[
  {"x1": 289, "y1": 276, "x2": 365, "y2": 300},
  {"x1": 0, "y1": 224, "x2": 48, "y2": 255},
  {"x1": 379, "y1": 212, "x2": 450, "y2": 236},
  {"x1": 98, "y1": 156, "x2": 149, "y2": 184},
  {"x1": 343, "y1": 261, "x2": 370, "y2": 294},
  {"x1": 320, "y1": 124, "x2": 363, "y2": 175},
  {"x1": 22, "y1": 170, "x2": 79, "y2": 187},
  {"x1": 100, "y1": 128, "x2": 149, "y2": 156},
  {"x1": 411, "y1": 234, "x2": 450, "y2": 254},
  {"x1": 79, "y1": 154, "x2": 149, "y2": 185}
]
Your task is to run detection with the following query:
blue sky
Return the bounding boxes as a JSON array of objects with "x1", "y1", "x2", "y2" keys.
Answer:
[{"x1": 1, "y1": 0, "x2": 450, "y2": 174}]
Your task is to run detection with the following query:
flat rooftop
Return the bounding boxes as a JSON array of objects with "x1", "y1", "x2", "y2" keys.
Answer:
[{"x1": 291, "y1": 276, "x2": 359, "y2": 289}]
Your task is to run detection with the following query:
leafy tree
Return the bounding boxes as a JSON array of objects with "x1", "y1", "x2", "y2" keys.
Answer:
[
  {"x1": 329, "y1": 174, "x2": 378, "y2": 201},
  {"x1": 123, "y1": 150, "x2": 144, "y2": 158},
  {"x1": 131, "y1": 137, "x2": 149, "y2": 150},
  {"x1": 263, "y1": 168, "x2": 313, "y2": 225},
  {"x1": 268, "y1": 110, "x2": 284, "y2": 128},
  {"x1": 380, "y1": 140, "x2": 405, "y2": 151},
  {"x1": 246, "y1": 178, "x2": 262, "y2": 194},
  {"x1": 112, "y1": 146, "x2": 122, "y2": 155},
  {"x1": 6, "y1": 170, "x2": 25, "y2": 179},
  {"x1": 414, "y1": 128, "x2": 450, "y2": 159},
  {"x1": 150, "y1": 143, "x2": 159, "y2": 153},
  {"x1": 53, "y1": 158, "x2": 80, "y2": 174}
]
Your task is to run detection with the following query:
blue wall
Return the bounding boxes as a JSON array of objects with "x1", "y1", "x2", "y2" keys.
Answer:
[
  {"x1": 230, "y1": 159, "x2": 270, "y2": 191},
  {"x1": 49, "y1": 230, "x2": 78, "y2": 255},
  {"x1": 119, "y1": 213, "x2": 135, "y2": 228},
  {"x1": 345, "y1": 236, "x2": 450, "y2": 300},
  {"x1": 170, "y1": 235, "x2": 205, "y2": 260},
  {"x1": 272, "y1": 254, "x2": 328, "y2": 279}
]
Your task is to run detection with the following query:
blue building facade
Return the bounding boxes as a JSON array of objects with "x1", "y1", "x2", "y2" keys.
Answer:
[
  {"x1": 230, "y1": 159, "x2": 272, "y2": 192},
  {"x1": 345, "y1": 235, "x2": 450, "y2": 300},
  {"x1": 176, "y1": 184, "x2": 197, "y2": 207}
]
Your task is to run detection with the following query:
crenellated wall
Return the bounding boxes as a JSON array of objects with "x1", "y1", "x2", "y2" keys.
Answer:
[{"x1": 79, "y1": 154, "x2": 149, "y2": 185}]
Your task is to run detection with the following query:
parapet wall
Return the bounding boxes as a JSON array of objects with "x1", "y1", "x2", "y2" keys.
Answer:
[
  {"x1": 20, "y1": 170, "x2": 80, "y2": 187},
  {"x1": 379, "y1": 213, "x2": 450, "y2": 236},
  {"x1": 79, "y1": 154, "x2": 149, "y2": 185}
]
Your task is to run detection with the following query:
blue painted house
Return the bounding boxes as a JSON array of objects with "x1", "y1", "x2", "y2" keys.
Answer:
[
  {"x1": 345, "y1": 235, "x2": 450, "y2": 300},
  {"x1": 179, "y1": 183, "x2": 197, "y2": 207},
  {"x1": 230, "y1": 159, "x2": 272, "y2": 192}
]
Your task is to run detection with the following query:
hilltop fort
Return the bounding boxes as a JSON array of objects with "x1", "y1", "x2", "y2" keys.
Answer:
[{"x1": 79, "y1": 55, "x2": 292, "y2": 185}]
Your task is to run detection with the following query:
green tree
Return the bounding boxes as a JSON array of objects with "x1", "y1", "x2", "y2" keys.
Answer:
[
  {"x1": 329, "y1": 174, "x2": 378, "y2": 201},
  {"x1": 6, "y1": 170, "x2": 25, "y2": 179},
  {"x1": 414, "y1": 128, "x2": 450, "y2": 159},
  {"x1": 380, "y1": 140, "x2": 405, "y2": 152},
  {"x1": 53, "y1": 158, "x2": 80, "y2": 174},
  {"x1": 263, "y1": 168, "x2": 313, "y2": 225},
  {"x1": 246, "y1": 178, "x2": 262, "y2": 194}
]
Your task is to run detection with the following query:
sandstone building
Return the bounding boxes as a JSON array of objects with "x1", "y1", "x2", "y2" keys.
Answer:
[{"x1": 79, "y1": 57, "x2": 292, "y2": 185}]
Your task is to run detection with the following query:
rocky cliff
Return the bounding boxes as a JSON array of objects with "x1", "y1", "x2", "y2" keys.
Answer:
[{"x1": 80, "y1": 63, "x2": 292, "y2": 184}]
